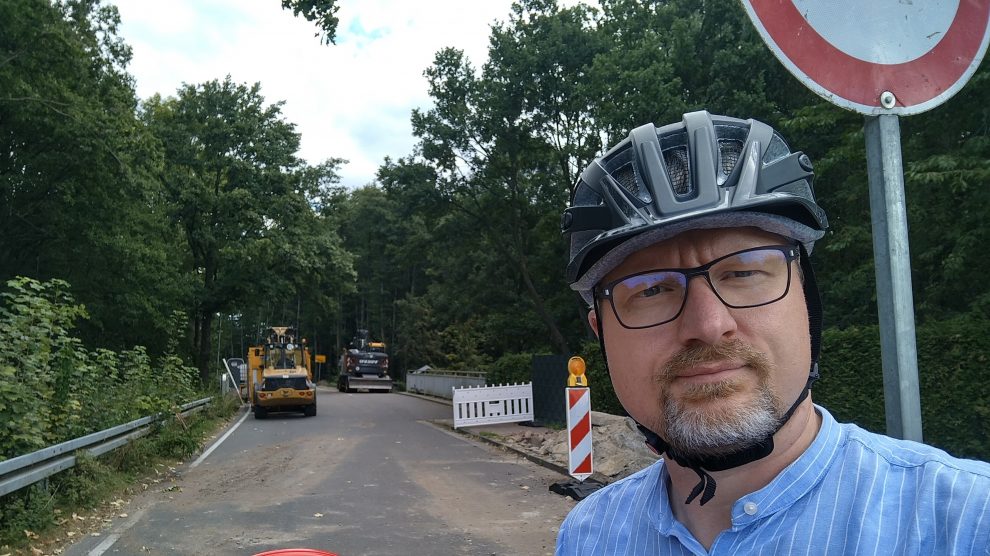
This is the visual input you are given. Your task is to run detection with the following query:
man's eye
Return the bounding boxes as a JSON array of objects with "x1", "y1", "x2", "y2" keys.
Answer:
[{"x1": 636, "y1": 284, "x2": 671, "y2": 298}]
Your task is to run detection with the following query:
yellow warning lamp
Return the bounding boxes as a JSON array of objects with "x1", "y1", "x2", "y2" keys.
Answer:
[{"x1": 567, "y1": 356, "x2": 588, "y2": 387}]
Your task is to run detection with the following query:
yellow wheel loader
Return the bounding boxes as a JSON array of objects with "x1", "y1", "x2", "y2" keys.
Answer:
[{"x1": 247, "y1": 327, "x2": 317, "y2": 418}]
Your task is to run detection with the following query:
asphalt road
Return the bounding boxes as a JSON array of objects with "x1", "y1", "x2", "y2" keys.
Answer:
[{"x1": 61, "y1": 387, "x2": 576, "y2": 556}]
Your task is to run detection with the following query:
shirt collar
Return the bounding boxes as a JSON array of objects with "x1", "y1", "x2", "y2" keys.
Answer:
[{"x1": 729, "y1": 404, "x2": 843, "y2": 525}]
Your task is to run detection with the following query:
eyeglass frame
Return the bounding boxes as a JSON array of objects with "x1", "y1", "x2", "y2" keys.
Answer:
[{"x1": 593, "y1": 244, "x2": 801, "y2": 330}]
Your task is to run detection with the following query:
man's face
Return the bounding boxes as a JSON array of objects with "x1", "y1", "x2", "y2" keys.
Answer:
[{"x1": 589, "y1": 227, "x2": 812, "y2": 458}]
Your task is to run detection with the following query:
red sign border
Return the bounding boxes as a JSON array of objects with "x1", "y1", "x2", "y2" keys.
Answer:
[{"x1": 744, "y1": 0, "x2": 990, "y2": 114}]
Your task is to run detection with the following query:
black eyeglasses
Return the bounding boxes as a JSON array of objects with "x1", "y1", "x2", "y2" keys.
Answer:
[{"x1": 595, "y1": 245, "x2": 800, "y2": 329}]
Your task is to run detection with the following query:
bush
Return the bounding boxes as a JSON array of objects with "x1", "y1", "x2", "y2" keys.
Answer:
[
  {"x1": 576, "y1": 340, "x2": 624, "y2": 416},
  {"x1": 0, "y1": 392, "x2": 240, "y2": 550},
  {"x1": 0, "y1": 277, "x2": 241, "y2": 549},
  {"x1": 568, "y1": 314, "x2": 990, "y2": 462},
  {"x1": 0, "y1": 278, "x2": 200, "y2": 461},
  {"x1": 816, "y1": 313, "x2": 990, "y2": 461},
  {"x1": 487, "y1": 352, "x2": 535, "y2": 385},
  {"x1": 54, "y1": 453, "x2": 125, "y2": 509},
  {"x1": 0, "y1": 485, "x2": 53, "y2": 548}
]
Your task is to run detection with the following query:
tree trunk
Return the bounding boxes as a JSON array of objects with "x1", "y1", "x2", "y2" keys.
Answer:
[
  {"x1": 197, "y1": 313, "x2": 213, "y2": 384},
  {"x1": 515, "y1": 253, "x2": 570, "y2": 355},
  {"x1": 196, "y1": 252, "x2": 218, "y2": 384}
]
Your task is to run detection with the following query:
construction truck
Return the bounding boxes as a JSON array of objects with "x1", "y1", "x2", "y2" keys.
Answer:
[
  {"x1": 246, "y1": 326, "x2": 317, "y2": 418},
  {"x1": 337, "y1": 329, "x2": 392, "y2": 393}
]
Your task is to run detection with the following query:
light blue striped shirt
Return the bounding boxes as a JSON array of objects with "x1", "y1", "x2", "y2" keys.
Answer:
[{"x1": 556, "y1": 406, "x2": 990, "y2": 555}]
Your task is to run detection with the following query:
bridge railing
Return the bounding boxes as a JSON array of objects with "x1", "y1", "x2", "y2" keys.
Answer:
[{"x1": 406, "y1": 370, "x2": 485, "y2": 399}]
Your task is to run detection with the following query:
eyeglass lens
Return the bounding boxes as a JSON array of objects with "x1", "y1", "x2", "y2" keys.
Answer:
[{"x1": 607, "y1": 246, "x2": 793, "y2": 329}]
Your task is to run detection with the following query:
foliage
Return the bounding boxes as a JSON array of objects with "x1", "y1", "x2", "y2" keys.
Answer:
[
  {"x1": 0, "y1": 0, "x2": 184, "y2": 355},
  {"x1": 0, "y1": 485, "x2": 52, "y2": 549},
  {"x1": 0, "y1": 393, "x2": 240, "y2": 549},
  {"x1": 55, "y1": 452, "x2": 127, "y2": 509},
  {"x1": 0, "y1": 277, "x2": 198, "y2": 461},
  {"x1": 816, "y1": 313, "x2": 990, "y2": 461},
  {"x1": 281, "y1": 0, "x2": 340, "y2": 45},
  {"x1": 591, "y1": 0, "x2": 822, "y2": 139},
  {"x1": 408, "y1": 0, "x2": 604, "y2": 357},
  {"x1": 143, "y1": 77, "x2": 353, "y2": 381},
  {"x1": 486, "y1": 352, "x2": 534, "y2": 385}
]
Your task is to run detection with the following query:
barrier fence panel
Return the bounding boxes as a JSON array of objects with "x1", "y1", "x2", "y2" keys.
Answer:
[{"x1": 452, "y1": 383, "x2": 533, "y2": 428}]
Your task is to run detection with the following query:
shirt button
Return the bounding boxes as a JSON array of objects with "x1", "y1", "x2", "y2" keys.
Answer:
[{"x1": 743, "y1": 502, "x2": 758, "y2": 515}]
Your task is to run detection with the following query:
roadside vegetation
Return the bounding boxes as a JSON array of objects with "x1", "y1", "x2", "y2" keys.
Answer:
[
  {"x1": 0, "y1": 396, "x2": 240, "y2": 554},
  {"x1": 0, "y1": 278, "x2": 241, "y2": 551},
  {"x1": 2, "y1": 1, "x2": 989, "y2": 548}
]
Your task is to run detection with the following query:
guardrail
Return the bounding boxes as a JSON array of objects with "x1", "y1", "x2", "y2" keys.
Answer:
[
  {"x1": 406, "y1": 370, "x2": 486, "y2": 399},
  {"x1": 0, "y1": 397, "x2": 213, "y2": 498}
]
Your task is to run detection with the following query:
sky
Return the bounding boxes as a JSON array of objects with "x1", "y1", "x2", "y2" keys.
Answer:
[{"x1": 110, "y1": 0, "x2": 529, "y2": 188}]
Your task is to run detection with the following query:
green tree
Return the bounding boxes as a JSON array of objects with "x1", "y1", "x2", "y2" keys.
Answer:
[
  {"x1": 591, "y1": 0, "x2": 821, "y2": 136},
  {"x1": 144, "y1": 77, "x2": 351, "y2": 381},
  {"x1": 331, "y1": 158, "x2": 444, "y2": 371},
  {"x1": 411, "y1": 0, "x2": 604, "y2": 356},
  {"x1": 0, "y1": 0, "x2": 183, "y2": 353},
  {"x1": 900, "y1": 68, "x2": 990, "y2": 321},
  {"x1": 371, "y1": 158, "x2": 449, "y2": 371},
  {"x1": 281, "y1": 0, "x2": 340, "y2": 45}
]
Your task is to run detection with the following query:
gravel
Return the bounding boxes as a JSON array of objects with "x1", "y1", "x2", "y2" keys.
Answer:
[{"x1": 490, "y1": 411, "x2": 661, "y2": 482}]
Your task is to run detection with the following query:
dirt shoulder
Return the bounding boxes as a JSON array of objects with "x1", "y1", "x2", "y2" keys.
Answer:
[{"x1": 442, "y1": 410, "x2": 661, "y2": 485}]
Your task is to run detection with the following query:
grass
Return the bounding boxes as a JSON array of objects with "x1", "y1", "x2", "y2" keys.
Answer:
[{"x1": 0, "y1": 393, "x2": 242, "y2": 554}]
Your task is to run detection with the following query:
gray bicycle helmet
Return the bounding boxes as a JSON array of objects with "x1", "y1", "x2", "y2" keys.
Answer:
[
  {"x1": 561, "y1": 111, "x2": 830, "y2": 506},
  {"x1": 562, "y1": 110, "x2": 828, "y2": 305}
]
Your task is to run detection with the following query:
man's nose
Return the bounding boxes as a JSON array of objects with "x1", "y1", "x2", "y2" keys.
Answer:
[{"x1": 675, "y1": 275, "x2": 738, "y2": 345}]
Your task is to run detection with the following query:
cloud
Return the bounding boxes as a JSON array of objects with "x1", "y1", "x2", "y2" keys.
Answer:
[{"x1": 112, "y1": 0, "x2": 519, "y2": 188}]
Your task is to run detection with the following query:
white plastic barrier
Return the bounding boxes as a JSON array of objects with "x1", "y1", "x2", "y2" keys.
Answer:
[{"x1": 452, "y1": 382, "x2": 533, "y2": 428}]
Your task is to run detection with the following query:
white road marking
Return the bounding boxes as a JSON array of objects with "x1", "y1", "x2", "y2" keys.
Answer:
[
  {"x1": 189, "y1": 407, "x2": 250, "y2": 469},
  {"x1": 87, "y1": 508, "x2": 146, "y2": 556}
]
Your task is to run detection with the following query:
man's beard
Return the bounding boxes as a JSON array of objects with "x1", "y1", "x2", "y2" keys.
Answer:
[{"x1": 652, "y1": 339, "x2": 783, "y2": 459}]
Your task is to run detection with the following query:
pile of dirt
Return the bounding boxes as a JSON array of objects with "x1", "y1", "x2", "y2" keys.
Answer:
[{"x1": 495, "y1": 411, "x2": 660, "y2": 482}]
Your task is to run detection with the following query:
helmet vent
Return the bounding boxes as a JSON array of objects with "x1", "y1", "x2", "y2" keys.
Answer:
[
  {"x1": 718, "y1": 139, "x2": 743, "y2": 176},
  {"x1": 614, "y1": 163, "x2": 639, "y2": 197},
  {"x1": 663, "y1": 146, "x2": 692, "y2": 197},
  {"x1": 763, "y1": 133, "x2": 791, "y2": 164},
  {"x1": 612, "y1": 162, "x2": 652, "y2": 204}
]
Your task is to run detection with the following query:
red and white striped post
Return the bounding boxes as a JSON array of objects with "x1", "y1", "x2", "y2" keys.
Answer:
[{"x1": 566, "y1": 356, "x2": 593, "y2": 481}]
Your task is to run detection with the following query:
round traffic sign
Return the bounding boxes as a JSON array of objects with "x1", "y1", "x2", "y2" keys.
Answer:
[{"x1": 742, "y1": 0, "x2": 990, "y2": 115}]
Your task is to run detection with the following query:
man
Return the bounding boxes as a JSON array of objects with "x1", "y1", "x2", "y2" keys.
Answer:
[{"x1": 555, "y1": 111, "x2": 990, "y2": 554}]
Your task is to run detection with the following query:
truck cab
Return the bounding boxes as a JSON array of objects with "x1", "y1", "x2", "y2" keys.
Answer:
[{"x1": 337, "y1": 330, "x2": 392, "y2": 393}]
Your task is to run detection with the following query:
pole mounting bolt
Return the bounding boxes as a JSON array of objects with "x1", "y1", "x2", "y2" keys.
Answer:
[{"x1": 880, "y1": 91, "x2": 897, "y2": 109}]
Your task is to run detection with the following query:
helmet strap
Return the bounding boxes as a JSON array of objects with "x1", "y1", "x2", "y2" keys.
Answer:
[
  {"x1": 799, "y1": 244, "x2": 823, "y2": 386},
  {"x1": 636, "y1": 377, "x2": 813, "y2": 505},
  {"x1": 591, "y1": 248, "x2": 823, "y2": 505}
]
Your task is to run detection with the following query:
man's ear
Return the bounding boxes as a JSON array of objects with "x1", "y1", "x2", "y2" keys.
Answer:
[{"x1": 587, "y1": 308, "x2": 600, "y2": 339}]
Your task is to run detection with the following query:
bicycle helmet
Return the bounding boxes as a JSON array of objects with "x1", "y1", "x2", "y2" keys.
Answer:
[{"x1": 561, "y1": 111, "x2": 830, "y2": 505}]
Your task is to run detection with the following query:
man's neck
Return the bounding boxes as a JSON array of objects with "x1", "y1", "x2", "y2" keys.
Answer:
[{"x1": 665, "y1": 399, "x2": 822, "y2": 550}]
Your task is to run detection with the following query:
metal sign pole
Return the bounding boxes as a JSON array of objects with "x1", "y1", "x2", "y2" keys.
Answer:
[{"x1": 864, "y1": 114, "x2": 923, "y2": 442}]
